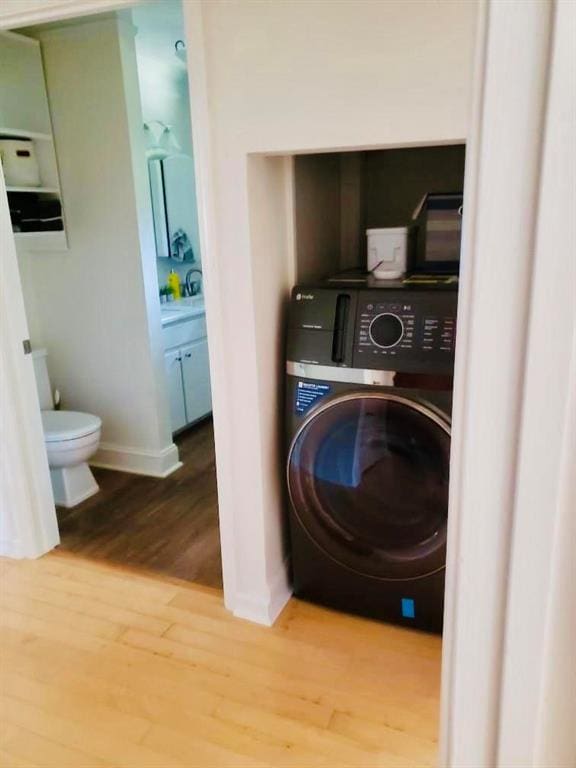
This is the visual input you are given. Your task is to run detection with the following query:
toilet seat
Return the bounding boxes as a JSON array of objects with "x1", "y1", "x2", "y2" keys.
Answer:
[{"x1": 42, "y1": 411, "x2": 102, "y2": 442}]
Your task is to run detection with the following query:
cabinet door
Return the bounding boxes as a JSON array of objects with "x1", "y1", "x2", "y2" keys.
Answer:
[
  {"x1": 164, "y1": 349, "x2": 187, "y2": 433},
  {"x1": 181, "y1": 338, "x2": 212, "y2": 425}
]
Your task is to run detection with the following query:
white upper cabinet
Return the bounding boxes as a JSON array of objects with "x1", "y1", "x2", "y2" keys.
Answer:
[
  {"x1": 0, "y1": 30, "x2": 67, "y2": 250},
  {"x1": 0, "y1": 32, "x2": 52, "y2": 136}
]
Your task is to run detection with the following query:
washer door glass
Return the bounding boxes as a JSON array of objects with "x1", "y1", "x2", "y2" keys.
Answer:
[{"x1": 287, "y1": 393, "x2": 450, "y2": 579}]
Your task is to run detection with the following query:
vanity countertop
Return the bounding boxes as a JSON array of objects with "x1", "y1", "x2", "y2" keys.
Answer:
[{"x1": 161, "y1": 297, "x2": 205, "y2": 327}]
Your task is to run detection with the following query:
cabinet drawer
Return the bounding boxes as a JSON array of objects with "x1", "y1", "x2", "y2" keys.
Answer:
[{"x1": 162, "y1": 315, "x2": 207, "y2": 350}]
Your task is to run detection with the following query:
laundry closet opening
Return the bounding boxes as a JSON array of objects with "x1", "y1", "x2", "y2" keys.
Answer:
[
  {"x1": 285, "y1": 143, "x2": 465, "y2": 632},
  {"x1": 1, "y1": 1, "x2": 222, "y2": 589},
  {"x1": 245, "y1": 140, "x2": 466, "y2": 634}
]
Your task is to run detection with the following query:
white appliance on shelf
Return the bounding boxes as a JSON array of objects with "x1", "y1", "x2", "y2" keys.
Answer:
[
  {"x1": 366, "y1": 226, "x2": 409, "y2": 280},
  {"x1": 148, "y1": 154, "x2": 200, "y2": 263},
  {"x1": 0, "y1": 138, "x2": 41, "y2": 187}
]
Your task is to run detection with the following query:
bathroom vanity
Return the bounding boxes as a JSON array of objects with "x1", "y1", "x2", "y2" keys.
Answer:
[{"x1": 161, "y1": 298, "x2": 212, "y2": 433}]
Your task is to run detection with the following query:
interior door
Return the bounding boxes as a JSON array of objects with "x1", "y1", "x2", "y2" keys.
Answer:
[
  {"x1": 0, "y1": 166, "x2": 59, "y2": 557},
  {"x1": 181, "y1": 338, "x2": 212, "y2": 425},
  {"x1": 287, "y1": 391, "x2": 451, "y2": 580},
  {"x1": 163, "y1": 348, "x2": 186, "y2": 433}
]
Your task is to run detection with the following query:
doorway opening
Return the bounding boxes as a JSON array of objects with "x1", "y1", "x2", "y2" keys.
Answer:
[{"x1": 1, "y1": 0, "x2": 222, "y2": 589}]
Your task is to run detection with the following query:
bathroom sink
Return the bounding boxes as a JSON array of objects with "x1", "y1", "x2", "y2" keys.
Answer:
[
  {"x1": 160, "y1": 307, "x2": 183, "y2": 323},
  {"x1": 160, "y1": 296, "x2": 205, "y2": 327},
  {"x1": 167, "y1": 296, "x2": 205, "y2": 311}
]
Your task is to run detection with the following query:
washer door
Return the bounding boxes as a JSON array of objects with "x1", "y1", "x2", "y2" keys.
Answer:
[{"x1": 287, "y1": 392, "x2": 450, "y2": 580}]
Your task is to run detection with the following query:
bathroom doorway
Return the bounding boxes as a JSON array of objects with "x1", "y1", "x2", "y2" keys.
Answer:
[
  {"x1": 1, "y1": 1, "x2": 222, "y2": 589},
  {"x1": 57, "y1": 421, "x2": 221, "y2": 587}
]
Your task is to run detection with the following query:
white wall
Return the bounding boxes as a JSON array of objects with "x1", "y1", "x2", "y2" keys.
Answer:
[
  {"x1": 16, "y1": 16, "x2": 178, "y2": 477},
  {"x1": 131, "y1": 1, "x2": 202, "y2": 293},
  {"x1": 184, "y1": 0, "x2": 478, "y2": 621},
  {"x1": 200, "y1": 0, "x2": 476, "y2": 155},
  {"x1": 132, "y1": 2, "x2": 192, "y2": 158},
  {"x1": 137, "y1": 63, "x2": 192, "y2": 157}
]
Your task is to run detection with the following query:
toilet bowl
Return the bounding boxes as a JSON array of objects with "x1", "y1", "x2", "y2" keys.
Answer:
[
  {"x1": 32, "y1": 349, "x2": 102, "y2": 508},
  {"x1": 42, "y1": 410, "x2": 102, "y2": 507}
]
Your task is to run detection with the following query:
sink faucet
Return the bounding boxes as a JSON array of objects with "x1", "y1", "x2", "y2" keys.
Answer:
[{"x1": 185, "y1": 267, "x2": 203, "y2": 297}]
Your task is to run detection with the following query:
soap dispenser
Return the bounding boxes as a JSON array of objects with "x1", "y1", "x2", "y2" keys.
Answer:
[{"x1": 167, "y1": 269, "x2": 181, "y2": 300}]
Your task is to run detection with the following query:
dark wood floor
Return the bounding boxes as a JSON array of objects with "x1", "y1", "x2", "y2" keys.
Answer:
[{"x1": 55, "y1": 420, "x2": 222, "y2": 589}]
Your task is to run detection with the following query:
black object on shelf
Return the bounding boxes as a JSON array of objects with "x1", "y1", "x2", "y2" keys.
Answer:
[
  {"x1": 8, "y1": 191, "x2": 63, "y2": 234},
  {"x1": 410, "y1": 192, "x2": 463, "y2": 275}
]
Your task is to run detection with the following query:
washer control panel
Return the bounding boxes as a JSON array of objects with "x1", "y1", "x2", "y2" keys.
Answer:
[
  {"x1": 368, "y1": 313, "x2": 405, "y2": 348},
  {"x1": 354, "y1": 291, "x2": 457, "y2": 372}
]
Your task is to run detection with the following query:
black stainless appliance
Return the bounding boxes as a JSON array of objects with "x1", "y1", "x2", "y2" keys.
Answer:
[
  {"x1": 285, "y1": 277, "x2": 457, "y2": 632},
  {"x1": 411, "y1": 192, "x2": 463, "y2": 275}
]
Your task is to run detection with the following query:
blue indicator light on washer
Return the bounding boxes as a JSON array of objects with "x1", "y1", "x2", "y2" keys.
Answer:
[{"x1": 401, "y1": 598, "x2": 415, "y2": 619}]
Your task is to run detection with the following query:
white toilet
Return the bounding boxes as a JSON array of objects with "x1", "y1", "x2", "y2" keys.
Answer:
[{"x1": 32, "y1": 349, "x2": 102, "y2": 508}]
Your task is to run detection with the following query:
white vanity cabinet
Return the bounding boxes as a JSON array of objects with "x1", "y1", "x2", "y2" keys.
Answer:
[{"x1": 162, "y1": 313, "x2": 212, "y2": 434}]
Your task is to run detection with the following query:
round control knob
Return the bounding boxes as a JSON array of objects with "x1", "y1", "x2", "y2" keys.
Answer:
[{"x1": 369, "y1": 313, "x2": 404, "y2": 348}]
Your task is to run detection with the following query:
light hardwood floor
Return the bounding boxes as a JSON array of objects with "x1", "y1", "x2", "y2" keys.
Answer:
[{"x1": 0, "y1": 552, "x2": 441, "y2": 767}]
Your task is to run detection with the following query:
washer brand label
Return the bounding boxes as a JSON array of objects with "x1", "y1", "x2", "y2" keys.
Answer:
[
  {"x1": 295, "y1": 293, "x2": 314, "y2": 301},
  {"x1": 295, "y1": 381, "x2": 331, "y2": 414}
]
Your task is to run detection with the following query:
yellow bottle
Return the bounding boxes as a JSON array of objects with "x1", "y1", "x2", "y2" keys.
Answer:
[{"x1": 167, "y1": 269, "x2": 181, "y2": 300}]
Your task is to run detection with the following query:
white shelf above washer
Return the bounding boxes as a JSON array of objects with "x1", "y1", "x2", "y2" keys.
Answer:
[
  {"x1": 6, "y1": 185, "x2": 60, "y2": 194},
  {"x1": 14, "y1": 230, "x2": 68, "y2": 251},
  {"x1": 0, "y1": 126, "x2": 53, "y2": 142}
]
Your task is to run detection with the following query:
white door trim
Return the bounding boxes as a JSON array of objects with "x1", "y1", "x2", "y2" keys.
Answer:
[
  {"x1": 440, "y1": 0, "x2": 574, "y2": 765},
  {"x1": 496, "y1": 1, "x2": 576, "y2": 762},
  {"x1": 180, "y1": 1, "x2": 239, "y2": 611},
  {"x1": 0, "y1": 0, "x2": 137, "y2": 28}
]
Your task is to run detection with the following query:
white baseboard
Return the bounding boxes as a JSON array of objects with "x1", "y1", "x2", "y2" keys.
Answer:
[
  {"x1": 0, "y1": 537, "x2": 59, "y2": 559},
  {"x1": 91, "y1": 441, "x2": 182, "y2": 478},
  {"x1": 233, "y1": 558, "x2": 292, "y2": 626},
  {"x1": 0, "y1": 538, "x2": 25, "y2": 558}
]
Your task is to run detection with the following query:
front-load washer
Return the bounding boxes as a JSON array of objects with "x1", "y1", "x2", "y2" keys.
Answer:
[{"x1": 285, "y1": 277, "x2": 458, "y2": 632}]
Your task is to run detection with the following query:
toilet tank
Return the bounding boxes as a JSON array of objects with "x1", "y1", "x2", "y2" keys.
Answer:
[{"x1": 31, "y1": 349, "x2": 54, "y2": 410}]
